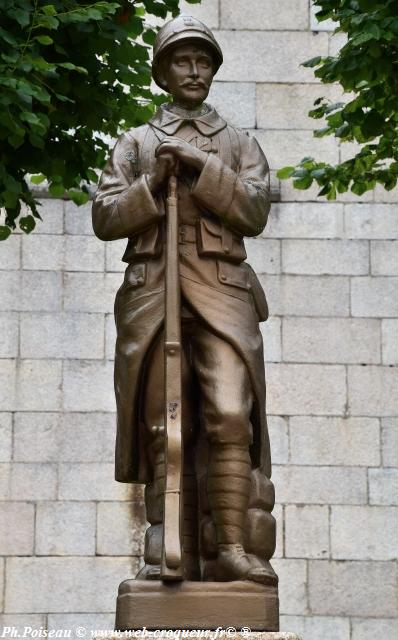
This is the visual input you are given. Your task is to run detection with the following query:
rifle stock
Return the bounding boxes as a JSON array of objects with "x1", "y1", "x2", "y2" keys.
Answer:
[{"x1": 161, "y1": 173, "x2": 184, "y2": 580}]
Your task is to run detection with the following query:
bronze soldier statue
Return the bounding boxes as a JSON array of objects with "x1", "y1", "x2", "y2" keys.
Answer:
[{"x1": 93, "y1": 14, "x2": 278, "y2": 630}]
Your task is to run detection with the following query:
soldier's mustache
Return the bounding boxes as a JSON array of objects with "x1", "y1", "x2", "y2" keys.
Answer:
[{"x1": 180, "y1": 79, "x2": 207, "y2": 88}]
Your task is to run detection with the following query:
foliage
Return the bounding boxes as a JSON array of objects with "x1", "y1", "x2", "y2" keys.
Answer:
[
  {"x1": 0, "y1": 0, "x2": 200, "y2": 239},
  {"x1": 277, "y1": 0, "x2": 398, "y2": 200}
]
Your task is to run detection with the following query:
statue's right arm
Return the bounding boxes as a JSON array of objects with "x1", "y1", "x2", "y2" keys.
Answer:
[{"x1": 92, "y1": 131, "x2": 163, "y2": 241}]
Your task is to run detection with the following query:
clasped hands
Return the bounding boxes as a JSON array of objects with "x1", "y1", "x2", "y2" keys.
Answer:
[{"x1": 147, "y1": 136, "x2": 208, "y2": 194}]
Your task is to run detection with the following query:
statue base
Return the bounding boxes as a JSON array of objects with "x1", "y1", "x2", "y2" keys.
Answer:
[{"x1": 115, "y1": 580, "x2": 279, "y2": 631}]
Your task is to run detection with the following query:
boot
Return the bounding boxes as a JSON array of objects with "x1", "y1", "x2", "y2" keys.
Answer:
[{"x1": 207, "y1": 444, "x2": 273, "y2": 584}]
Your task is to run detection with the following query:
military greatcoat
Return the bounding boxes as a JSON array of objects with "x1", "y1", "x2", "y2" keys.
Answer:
[{"x1": 92, "y1": 104, "x2": 272, "y2": 484}]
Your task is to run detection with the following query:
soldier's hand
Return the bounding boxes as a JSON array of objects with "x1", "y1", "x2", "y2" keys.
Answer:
[
  {"x1": 147, "y1": 151, "x2": 177, "y2": 194},
  {"x1": 156, "y1": 137, "x2": 207, "y2": 171}
]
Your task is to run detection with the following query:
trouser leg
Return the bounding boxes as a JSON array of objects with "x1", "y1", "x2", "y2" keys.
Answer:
[{"x1": 191, "y1": 324, "x2": 272, "y2": 582}]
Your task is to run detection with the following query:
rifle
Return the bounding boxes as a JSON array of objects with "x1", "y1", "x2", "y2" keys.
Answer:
[{"x1": 160, "y1": 171, "x2": 184, "y2": 580}]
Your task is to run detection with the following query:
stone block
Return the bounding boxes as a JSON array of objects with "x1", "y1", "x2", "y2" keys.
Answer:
[
  {"x1": 371, "y1": 240, "x2": 398, "y2": 275},
  {"x1": 369, "y1": 469, "x2": 398, "y2": 506},
  {"x1": 261, "y1": 317, "x2": 282, "y2": 363},
  {"x1": 4, "y1": 557, "x2": 136, "y2": 612},
  {"x1": 0, "y1": 615, "x2": 47, "y2": 634},
  {"x1": 0, "y1": 360, "x2": 16, "y2": 411},
  {"x1": 0, "y1": 503, "x2": 35, "y2": 555},
  {"x1": 331, "y1": 506, "x2": 398, "y2": 560},
  {"x1": 374, "y1": 182, "x2": 398, "y2": 202},
  {"x1": 22, "y1": 234, "x2": 64, "y2": 270},
  {"x1": 345, "y1": 204, "x2": 398, "y2": 239},
  {"x1": 97, "y1": 501, "x2": 146, "y2": 556},
  {"x1": 35, "y1": 502, "x2": 96, "y2": 555},
  {"x1": 328, "y1": 32, "x2": 348, "y2": 56},
  {"x1": 262, "y1": 275, "x2": 350, "y2": 317},
  {"x1": 282, "y1": 239, "x2": 369, "y2": 275},
  {"x1": 351, "y1": 277, "x2": 398, "y2": 317},
  {"x1": 246, "y1": 238, "x2": 281, "y2": 274},
  {"x1": 64, "y1": 235, "x2": 105, "y2": 271},
  {"x1": 65, "y1": 201, "x2": 94, "y2": 235},
  {"x1": 63, "y1": 360, "x2": 115, "y2": 412},
  {"x1": 280, "y1": 615, "x2": 350, "y2": 640},
  {"x1": 20, "y1": 312, "x2": 104, "y2": 359},
  {"x1": 59, "y1": 412, "x2": 115, "y2": 462},
  {"x1": 47, "y1": 614, "x2": 115, "y2": 639},
  {"x1": 180, "y1": 0, "x2": 219, "y2": 29},
  {"x1": 257, "y1": 83, "x2": 341, "y2": 130},
  {"x1": 64, "y1": 272, "x2": 120, "y2": 313},
  {"x1": 289, "y1": 417, "x2": 380, "y2": 467},
  {"x1": 255, "y1": 129, "x2": 339, "y2": 171},
  {"x1": 348, "y1": 365, "x2": 398, "y2": 416},
  {"x1": 16, "y1": 359, "x2": 62, "y2": 411},
  {"x1": 208, "y1": 82, "x2": 256, "y2": 129},
  {"x1": 221, "y1": 0, "x2": 309, "y2": 30},
  {"x1": 13, "y1": 412, "x2": 60, "y2": 462},
  {"x1": 0, "y1": 464, "x2": 10, "y2": 500},
  {"x1": 282, "y1": 317, "x2": 380, "y2": 364},
  {"x1": 34, "y1": 199, "x2": 64, "y2": 234},
  {"x1": 105, "y1": 239, "x2": 127, "y2": 272},
  {"x1": 382, "y1": 418, "x2": 398, "y2": 467},
  {"x1": 21, "y1": 271, "x2": 62, "y2": 311},
  {"x1": 266, "y1": 364, "x2": 346, "y2": 415},
  {"x1": 268, "y1": 416, "x2": 289, "y2": 464},
  {"x1": 351, "y1": 618, "x2": 398, "y2": 640},
  {"x1": 310, "y1": 4, "x2": 336, "y2": 31},
  {"x1": 308, "y1": 560, "x2": 398, "y2": 616},
  {"x1": 10, "y1": 463, "x2": 57, "y2": 500},
  {"x1": 285, "y1": 505, "x2": 329, "y2": 560},
  {"x1": 0, "y1": 312, "x2": 18, "y2": 358},
  {"x1": 271, "y1": 559, "x2": 307, "y2": 615},
  {"x1": 0, "y1": 414, "x2": 12, "y2": 462},
  {"x1": 0, "y1": 235, "x2": 20, "y2": 269},
  {"x1": 0, "y1": 272, "x2": 21, "y2": 311},
  {"x1": 0, "y1": 558, "x2": 3, "y2": 610},
  {"x1": 273, "y1": 465, "x2": 367, "y2": 505},
  {"x1": 382, "y1": 320, "x2": 398, "y2": 365},
  {"x1": 215, "y1": 31, "x2": 329, "y2": 83},
  {"x1": 265, "y1": 202, "x2": 344, "y2": 239},
  {"x1": 58, "y1": 463, "x2": 133, "y2": 501},
  {"x1": 105, "y1": 314, "x2": 117, "y2": 360}
]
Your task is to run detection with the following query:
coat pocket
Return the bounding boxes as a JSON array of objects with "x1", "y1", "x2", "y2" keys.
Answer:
[
  {"x1": 122, "y1": 224, "x2": 162, "y2": 263},
  {"x1": 197, "y1": 216, "x2": 247, "y2": 263},
  {"x1": 217, "y1": 260, "x2": 251, "y2": 290}
]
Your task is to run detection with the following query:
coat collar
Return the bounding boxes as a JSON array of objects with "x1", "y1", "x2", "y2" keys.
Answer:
[{"x1": 149, "y1": 103, "x2": 227, "y2": 137}]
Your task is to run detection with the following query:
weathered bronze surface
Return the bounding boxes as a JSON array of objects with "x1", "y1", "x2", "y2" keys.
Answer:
[{"x1": 92, "y1": 13, "x2": 278, "y2": 629}]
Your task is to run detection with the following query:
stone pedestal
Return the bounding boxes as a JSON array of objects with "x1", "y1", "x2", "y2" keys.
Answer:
[{"x1": 115, "y1": 580, "x2": 279, "y2": 632}]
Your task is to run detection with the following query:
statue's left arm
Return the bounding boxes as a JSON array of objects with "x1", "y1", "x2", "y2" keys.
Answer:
[{"x1": 191, "y1": 132, "x2": 270, "y2": 237}]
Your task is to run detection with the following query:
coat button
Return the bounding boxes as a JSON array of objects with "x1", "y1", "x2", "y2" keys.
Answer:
[
  {"x1": 224, "y1": 247, "x2": 230, "y2": 254},
  {"x1": 220, "y1": 275, "x2": 227, "y2": 281}
]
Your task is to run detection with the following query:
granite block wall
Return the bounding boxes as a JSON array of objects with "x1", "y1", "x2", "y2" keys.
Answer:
[{"x1": 0, "y1": 2, "x2": 397, "y2": 639}]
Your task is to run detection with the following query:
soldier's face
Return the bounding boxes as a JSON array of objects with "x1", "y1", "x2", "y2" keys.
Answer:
[{"x1": 162, "y1": 43, "x2": 215, "y2": 107}]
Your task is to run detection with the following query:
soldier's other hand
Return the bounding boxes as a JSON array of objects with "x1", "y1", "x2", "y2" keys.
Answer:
[
  {"x1": 147, "y1": 152, "x2": 177, "y2": 194},
  {"x1": 156, "y1": 137, "x2": 207, "y2": 172}
]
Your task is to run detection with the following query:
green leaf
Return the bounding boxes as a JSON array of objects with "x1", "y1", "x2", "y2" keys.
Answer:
[
  {"x1": 67, "y1": 189, "x2": 90, "y2": 205},
  {"x1": 49, "y1": 183, "x2": 65, "y2": 197},
  {"x1": 35, "y1": 35, "x2": 54, "y2": 45},
  {"x1": 0, "y1": 226, "x2": 12, "y2": 241},
  {"x1": 30, "y1": 174, "x2": 46, "y2": 184},
  {"x1": 277, "y1": 166, "x2": 295, "y2": 179},
  {"x1": 19, "y1": 215, "x2": 36, "y2": 234}
]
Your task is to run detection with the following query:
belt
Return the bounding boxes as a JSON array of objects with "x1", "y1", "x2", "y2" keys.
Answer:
[{"x1": 178, "y1": 224, "x2": 196, "y2": 243}]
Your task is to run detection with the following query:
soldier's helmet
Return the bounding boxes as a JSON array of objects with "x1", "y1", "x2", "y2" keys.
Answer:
[{"x1": 152, "y1": 15, "x2": 223, "y2": 91}]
